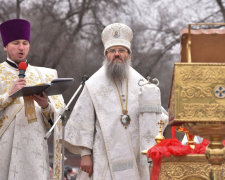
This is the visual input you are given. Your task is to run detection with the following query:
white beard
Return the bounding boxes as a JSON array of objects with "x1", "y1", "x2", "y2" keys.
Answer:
[{"x1": 103, "y1": 57, "x2": 131, "y2": 81}]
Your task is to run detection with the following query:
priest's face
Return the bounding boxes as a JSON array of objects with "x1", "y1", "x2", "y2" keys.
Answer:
[
  {"x1": 104, "y1": 46, "x2": 131, "y2": 81},
  {"x1": 4, "y1": 39, "x2": 30, "y2": 64}
]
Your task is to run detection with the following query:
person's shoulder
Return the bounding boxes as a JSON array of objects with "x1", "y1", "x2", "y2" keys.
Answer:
[
  {"x1": 0, "y1": 62, "x2": 12, "y2": 73},
  {"x1": 129, "y1": 66, "x2": 145, "y2": 83},
  {"x1": 31, "y1": 65, "x2": 56, "y2": 71},
  {"x1": 30, "y1": 65, "x2": 57, "y2": 73},
  {"x1": 87, "y1": 66, "x2": 105, "y2": 82},
  {"x1": 0, "y1": 61, "x2": 7, "y2": 68},
  {"x1": 130, "y1": 67, "x2": 144, "y2": 79},
  {"x1": 29, "y1": 65, "x2": 58, "y2": 80}
]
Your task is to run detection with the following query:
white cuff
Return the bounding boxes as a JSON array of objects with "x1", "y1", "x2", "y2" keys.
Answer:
[{"x1": 80, "y1": 147, "x2": 92, "y2": 157}]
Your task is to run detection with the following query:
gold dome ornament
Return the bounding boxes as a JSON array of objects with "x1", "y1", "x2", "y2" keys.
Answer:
[
  {"x1": 141, "y1": 120, "x2": 165, "y2": 156},
  {"x1": 155, "y1": 120, "x2": 165, "y2": 144}
]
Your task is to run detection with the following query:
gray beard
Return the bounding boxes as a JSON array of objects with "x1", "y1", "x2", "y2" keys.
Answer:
[{"x1": 103, "y1": 57, "x2": 131, "y2": 81}]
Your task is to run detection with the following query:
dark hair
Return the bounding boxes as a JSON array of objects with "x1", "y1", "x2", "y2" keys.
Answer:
[
  {"x1": 49, "y1": 162, "x2": 53, "y2": 169},
  {"x1": 64, "y1": 165, "x2": 73, "y2": 178},
  {"x1": 65, "y1": 166, "x2": 72, "y2": 172}
]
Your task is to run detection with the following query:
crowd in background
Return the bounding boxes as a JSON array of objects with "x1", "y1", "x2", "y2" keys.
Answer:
[{"x1": 49, "y1": 163, "x2": 78, "y2": 180}]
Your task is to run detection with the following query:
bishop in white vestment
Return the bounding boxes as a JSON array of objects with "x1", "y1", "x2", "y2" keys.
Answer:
[{"x1": 64, "y1": 23, "x2": 168, "y2": 180}]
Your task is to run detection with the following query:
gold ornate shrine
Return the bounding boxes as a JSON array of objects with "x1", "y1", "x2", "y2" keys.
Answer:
[
  {"x1": 170, "y1": 63, "x2": 225, "y2": 124},
  {"x1": 168, "y1": 23, "x2": 225, "y2": 180},
  {"x1": 159, "y1": 154, "x2": 225, "y2": 180}
]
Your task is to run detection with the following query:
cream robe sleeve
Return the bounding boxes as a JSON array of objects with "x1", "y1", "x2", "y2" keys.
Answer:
[
  {"x1": 0, "y1": 90, "x2": 14, "y2": 129},
  {"x1": 64, "y1": 85, "x2": 95, "y2": 155},
  {"x1": 0, "y1": 92, "x2": 13, "y2": 110},
  {"x1": 138, "y1": 84, "x2": 168, "y2": 151},
  {"x1": 0, "y1": 77, "x2": 14, "y2": 111},
  {"x1": 33, "y1": 67, "x2": 60, "y2": 129},
  {"x1": 41, "y1": 103, "x2": 55, "y2": 128},
  {"x1": 138, "y1": 83, "x2": 168, "y2": 178},
  {"x1": 0, "y1": 71, "x2": 16, "y2": 129}
]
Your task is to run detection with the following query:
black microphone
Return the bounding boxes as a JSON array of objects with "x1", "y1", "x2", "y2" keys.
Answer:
[{"x1": 18, "y1": 62, "x2": 27, "y2": 78}]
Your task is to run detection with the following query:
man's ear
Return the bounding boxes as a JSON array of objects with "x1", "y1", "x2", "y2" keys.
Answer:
[
  {"x1": 128, "y1": 54, "x2": 132, "y2": 60},
  {"x1": 3, "y1": 46, "x2": 7, "y2": 52}
]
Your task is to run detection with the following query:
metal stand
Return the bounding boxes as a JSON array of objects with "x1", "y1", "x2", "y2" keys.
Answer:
[{"x1": 44, "y1": 75, "x2": 88, "y2": 180}]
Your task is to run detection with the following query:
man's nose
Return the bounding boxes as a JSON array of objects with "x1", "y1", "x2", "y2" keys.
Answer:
[
  {"x1": 18, "y1": 43, "x2": 24, "y2": 50},
  {"x1": 114, "y1": 51, "x2": 120, "y2": 56}
]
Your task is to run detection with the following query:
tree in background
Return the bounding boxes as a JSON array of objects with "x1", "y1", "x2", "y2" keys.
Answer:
[{"x1": 0, "y1": 0, "x2": 224, "y2": 107}]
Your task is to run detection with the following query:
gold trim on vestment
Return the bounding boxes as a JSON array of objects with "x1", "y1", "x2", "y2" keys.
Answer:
[{"x1": 23, "y1": 96, "x2": 37, "y2": 123}]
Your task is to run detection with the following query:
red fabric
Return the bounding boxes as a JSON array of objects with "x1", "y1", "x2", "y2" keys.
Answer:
[
  {"x1": 171, "y1": 126, "x2": 176, "y2": 139},
  {"x1": 147, "y1": 126, "x2": 210, "y2": 180}
]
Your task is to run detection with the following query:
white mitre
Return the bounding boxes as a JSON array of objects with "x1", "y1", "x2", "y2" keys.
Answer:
[{"x1": 101, "y1": 23, "x2": 133, "y2": 54}]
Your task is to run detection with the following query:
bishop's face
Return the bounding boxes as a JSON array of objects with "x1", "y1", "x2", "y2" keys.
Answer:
[
  {"x1": 104, "y1": 46, "x2": 131, "y2": 81},
  {"x1": 106, "y1": 46, "x2": 131, "y2": 64},
  {"x1": 4, "y1": 39, "x2": 30, "y2": 64}
]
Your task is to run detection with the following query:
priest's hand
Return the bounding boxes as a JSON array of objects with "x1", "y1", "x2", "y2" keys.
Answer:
[
  {"x1": 9, "y1": 78, "x2": 26, "y2": 96},
  {"x1": 32, "y1": 92, "x2": 49, "y2": 109},
  {"x1": 80, "y1": 155, "x2": 93, "y2": 177}
]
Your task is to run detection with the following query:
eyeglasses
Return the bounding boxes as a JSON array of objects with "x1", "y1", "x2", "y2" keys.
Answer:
[{"x1": 107, "y1": 48, "x2": 128, "y2": 54}]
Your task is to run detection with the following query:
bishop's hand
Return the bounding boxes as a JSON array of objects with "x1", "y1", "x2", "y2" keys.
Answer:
[{"x1": 80, "y1": 155, "x2": 93, "y2": 177}]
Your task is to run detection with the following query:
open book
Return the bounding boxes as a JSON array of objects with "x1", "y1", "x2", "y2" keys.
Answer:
[{"x1": 10, "y1": 78, "x2": 74, "y2": 98}]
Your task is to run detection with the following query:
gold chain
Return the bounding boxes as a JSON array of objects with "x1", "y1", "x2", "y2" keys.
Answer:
[{"x1": 114, "y1": 79, "x2": 128, "y2": 114}]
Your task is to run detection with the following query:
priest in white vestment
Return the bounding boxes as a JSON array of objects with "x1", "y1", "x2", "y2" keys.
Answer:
[
  {"x1": 64, "y1": 23, "x2": 168, "y2": 180},
  {"x1": 0, "y1": 19, "x2": 64, "y2": 180}
]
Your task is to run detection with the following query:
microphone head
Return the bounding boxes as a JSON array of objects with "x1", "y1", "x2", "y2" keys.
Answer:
[
  {"x1": 18, "y1": 62, "x2": 27, "y2": 78},
  {"x1": 18, "y1": 62, "x2": 27, "y2": 71}
]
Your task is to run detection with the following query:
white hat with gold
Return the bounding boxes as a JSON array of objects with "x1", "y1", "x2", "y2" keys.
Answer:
[{"x1": 102, "y1": 23, "x2": 133, "y2": 55}]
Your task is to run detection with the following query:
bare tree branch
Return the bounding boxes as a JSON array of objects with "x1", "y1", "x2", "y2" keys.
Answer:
[
  {"x1": 51, "y1": 0, "x2": 91, "y2": 68},
  {"x1": 16, "y1": 0, "x2": 21, "y2": 18},
  {"x1": 215, "y1": 0, "x2": 225, "y2": 22}
]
